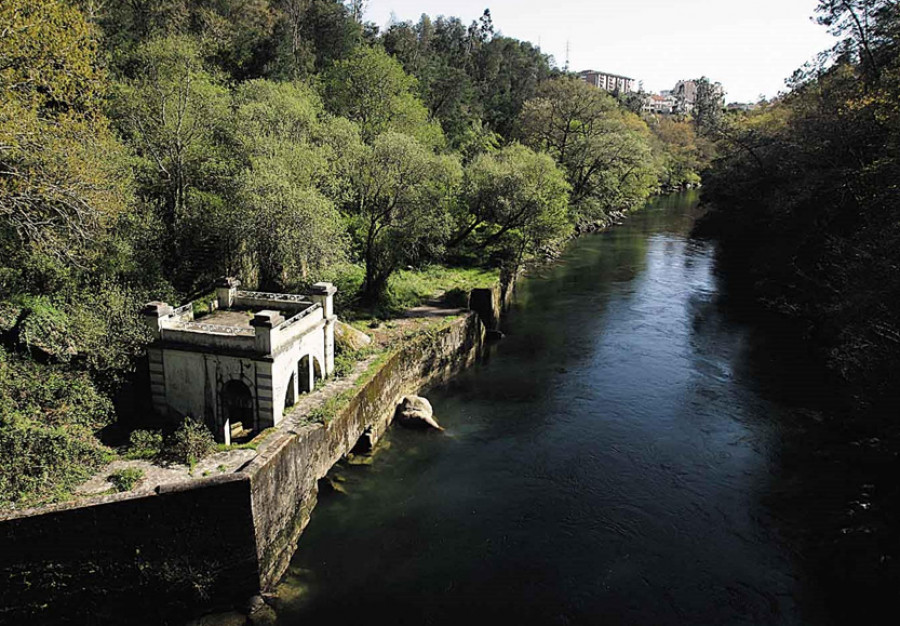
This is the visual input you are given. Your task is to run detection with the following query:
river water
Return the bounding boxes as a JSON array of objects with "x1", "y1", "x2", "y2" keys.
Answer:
[{"x1": 273, "y1": 192, "x2": 828, "y2": 625}]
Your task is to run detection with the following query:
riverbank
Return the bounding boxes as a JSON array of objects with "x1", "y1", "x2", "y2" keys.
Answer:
[{"x1": 0, "y1": 289, "x2": 501, "y2": 623}]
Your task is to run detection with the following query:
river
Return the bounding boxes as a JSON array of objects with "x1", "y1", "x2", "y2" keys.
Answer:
[{"x1": 271, "y1": 191, "x2": 828, "y2": 625}]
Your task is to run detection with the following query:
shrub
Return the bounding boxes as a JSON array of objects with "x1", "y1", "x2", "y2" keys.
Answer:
[
  {"x1": 167, "y1": 418, "x2": 215, "y2": 466},
  {"x1": 332, "y1": 350, "x2": 357, "y2": 378},
  {"x1": 442, "y1": 287, "x2": 470, "y2": 308},
  {"x1": 126, "y1": 429, "x2": 164, "y2": 459},
  {"x1": 0, "y1": 348, "x2": 114, "y2": 507},
  {"x1": 0, "y1": 425, "x2": 112, "y2": 508},
  {"x1": 108, "y1": 467, "x2": 144, "y2": 492}
]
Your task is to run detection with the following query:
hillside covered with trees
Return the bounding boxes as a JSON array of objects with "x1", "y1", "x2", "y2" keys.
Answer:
[{"x1": 0, "y1": 0, "x2": 710, "y2": 508}]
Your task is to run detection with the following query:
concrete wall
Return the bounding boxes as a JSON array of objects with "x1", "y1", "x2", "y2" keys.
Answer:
[
  {"x1": 469, "y1": 273, "x2": 517, "y2": 331},
  {"x1": 0, "y1": 312, "x2": 485, "y2": 623},
  {"x1": 0, "y1": 475, "x2": 259, "y2": 624},
  {"x1": 250, "y1": 313, "x2": 485, "y2": 588},
  {"x1": 157, "y1": 319, "x2": 329, "y2": 436}
]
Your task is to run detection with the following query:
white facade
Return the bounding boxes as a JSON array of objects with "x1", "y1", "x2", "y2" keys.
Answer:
[
  {"x1": 579, "y1": 69, "x2": 636, "y2": 94},
  {"x1": 142, "y1": 279, "x2": 337, "y2": 444}
]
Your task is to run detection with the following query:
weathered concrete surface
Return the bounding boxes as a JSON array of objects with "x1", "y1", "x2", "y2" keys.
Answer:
[
  {"x1": 468, "y1": 273, "x2": 517, "y2": 332},
  {"x1": 0, "y1": 474, "x2": 260, "y2": 624},
  {"x1": 0, "y1": 312, "x2": 485, "y2": 623}
]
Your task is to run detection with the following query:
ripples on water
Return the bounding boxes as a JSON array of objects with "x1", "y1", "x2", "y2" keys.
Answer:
[{"x1": 273, "y1": 192, "x2": 824, "y2": 625}]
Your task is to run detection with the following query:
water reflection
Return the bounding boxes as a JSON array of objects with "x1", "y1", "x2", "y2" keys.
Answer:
[{"x1": 273, "y1": 191, "x2": 822, "y2": 625}]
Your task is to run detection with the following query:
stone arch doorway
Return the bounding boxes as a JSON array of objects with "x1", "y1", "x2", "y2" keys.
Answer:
[
  {"x1": 298, "y1": 354, "x2": 324, "y2": 394},
  {"x1": 221, "y1": 379, "x2": 253, "y2": 445}
]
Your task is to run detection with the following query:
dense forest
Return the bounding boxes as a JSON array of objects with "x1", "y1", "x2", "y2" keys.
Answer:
[
  {"x1": 699, "y1": 0, "x2": 900, "y2": 614},
  {"x1": 0, "y1": 1, "x2": 710, "y2": 508},
  {"x1": 702, "y1": 0, "x2": 899, "y2": 418}
]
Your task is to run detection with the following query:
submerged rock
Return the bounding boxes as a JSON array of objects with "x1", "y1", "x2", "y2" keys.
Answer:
[
  {"x1": 334, "y1": 320, "x2": 372, "y2": 352},
  {"x1": 396, "y1": 396, "x2": 443, "y2": 431}
]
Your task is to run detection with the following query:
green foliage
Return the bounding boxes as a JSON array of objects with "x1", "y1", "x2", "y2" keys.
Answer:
[
  {"x1": 648, "y1": 118, "x2": 714, "y2": 188},
  {"x1": 381, "y1": 13, "x2": 552, "y2": 146},
  {"x1": 126, "y1": 429, "x2": 164, "y2": 460},
  {"x1": 111, "y1": 34, "x2": 234, "y2": 292},
  {"x1": 166, "y1": 418, "x2": 216, "y2": 466},
  {"x1": 344, "y1": 132, "x2": 461, "y2": 302},
  {"x1": 108, "y1": 467, "x2": 144, "y2": 492},
  {"x1": 230, "y1": 79, "x2": 349, "y2": 289},
  {"x1": 518, "y1": 78, "x2": 658, "y2": 224},
  {"x1": 323, "y1": 46, "x2": 443, "y2": 146},
  {"x1": 0, "y1": 0, "x2": 131, "y2": 265},
  {"x1": 702, "y1": 5, "x2": 900, "y2": 405},
  {"x1": 454, "y1": 143, "x2": 571, "y2": 266},
  {"x1": 0, "y1": 347, "x2": 114, "y2": 508}
]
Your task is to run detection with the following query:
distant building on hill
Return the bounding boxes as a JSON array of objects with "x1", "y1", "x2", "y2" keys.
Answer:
[
  {"x1": 579, "y1": 69, "x2": 636, "y2": 94},
  {"x1": 642, "y1": 92, "x2": 677, "y2": 114},
  {"x1": 673, "y1": 79, "x2": 724, "y2": 114}
]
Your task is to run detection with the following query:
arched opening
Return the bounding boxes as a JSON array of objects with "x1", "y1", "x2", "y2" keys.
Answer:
[
  {"x1": 312, "y1": 355, "x2": 324, "y2": 383},
  {"x1": 298, "y1": 355, "x2": 313, "y2": 394},
  {"x1": 284, "y1": 372, "x2": 296, "y2": 411},
  {"x1": 221, "y1": 379, "x2": 253, "y2": 445}
]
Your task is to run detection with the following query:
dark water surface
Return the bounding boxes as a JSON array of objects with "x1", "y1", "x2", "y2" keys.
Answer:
[{"x1": 273, "y1": 192, "x2": 827, "y2": 625}]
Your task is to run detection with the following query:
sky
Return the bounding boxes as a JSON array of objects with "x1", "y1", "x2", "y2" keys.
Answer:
[{"x1": 363, "y1": 0, "x2": 837, "y2": 103}]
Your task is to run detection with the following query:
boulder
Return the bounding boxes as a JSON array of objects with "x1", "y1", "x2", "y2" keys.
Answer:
[
  {"x1": 395, "y1": 396, "x2": 443, "y2": 431},
  {"x1": 334, "y1": 320, "x2": 372, "y2": 352}
]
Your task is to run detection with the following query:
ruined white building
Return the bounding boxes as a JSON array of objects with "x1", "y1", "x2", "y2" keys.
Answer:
[{"x1": 141, "y1": 278, "x2": 337, "y2": 445}]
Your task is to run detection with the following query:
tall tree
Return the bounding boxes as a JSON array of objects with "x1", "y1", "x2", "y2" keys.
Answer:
[
  {"x1": 230, "y1": 80, "x2": 347, "y2": 290},
  {"x1": 453, "y1": 143, "x2": 571, "y2": 267},
  {"x1": 1, "y1": 0, "x2": 129, "y2": 266},
  {"x1": 323, "y1": 46, "x2": 443, "y2": 146},
  {"x1": 345, "y1": 132, "x2": 461, "y2": 302},
  {"x1": 691, "y1": 77, "x2": 724, "y2": 135},
  {"x1": 110, "y1": 35, "x2": 232, "y2": 289},
  {"x1": 518, "y1": 78, "x2": 657, "y2": 223},
  {"x1": 815, "y1": 0, "x2": 898, "y2": 83}
]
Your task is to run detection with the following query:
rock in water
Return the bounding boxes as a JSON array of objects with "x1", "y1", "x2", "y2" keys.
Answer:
[
  {"x1": 396, "y1": 396, "x2": 443, "y2": 431},
  {"x1": 334, "y1": 320, "x2": 372, "y2": 352}
]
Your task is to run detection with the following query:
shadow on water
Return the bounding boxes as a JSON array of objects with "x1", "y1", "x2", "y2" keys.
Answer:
[{"x1": 269, "y1": 191, "x2": 864, "y2": 625}]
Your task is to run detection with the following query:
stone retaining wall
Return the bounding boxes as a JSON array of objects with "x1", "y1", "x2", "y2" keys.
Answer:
[{"x1": 0, "y1": 312, "x2": 485, "y2": 623}]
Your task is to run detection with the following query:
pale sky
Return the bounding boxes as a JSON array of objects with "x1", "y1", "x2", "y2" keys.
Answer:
[{"x1": 364, "y1": 0, "x2": 837, "y2": 103}]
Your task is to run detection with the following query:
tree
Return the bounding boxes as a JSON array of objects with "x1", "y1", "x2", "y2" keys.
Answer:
[
  {"x1": 518, "y1": 78, "x2": 657, "y2": 224},
  {"x1": 271, "y1": 0, "x2": 364, "y2": 77},
  {"x1": 323, "y1": 46, "x2": 443, "y2": 146},
  {"x1": 692, "y1": 77, "x2": 725, "y2": 135},
  {"x1": 344, "y1": 132, "x2": 461, "y2": 302},
  {"x1": 1, "y1": 0, "x2": 129, "y2": 265},
  {"x1": 110, "y1": 35, "x2": 233, "y2": 289},
  {"x1": 452, "y1": 144, "x2": 571, "y2": 266},
  {"x1": 229, "y1": 80, "x2": 347, "y2": 290},
  {"x1": 473, "y1": 37, "x2": 553, "y2": 138},
  {"x1": 648, "y1": 118, "x2": 714, "y2": 187},
  {"x1": 815, "y1": 0, "x2": 898, "y2": 83}
]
